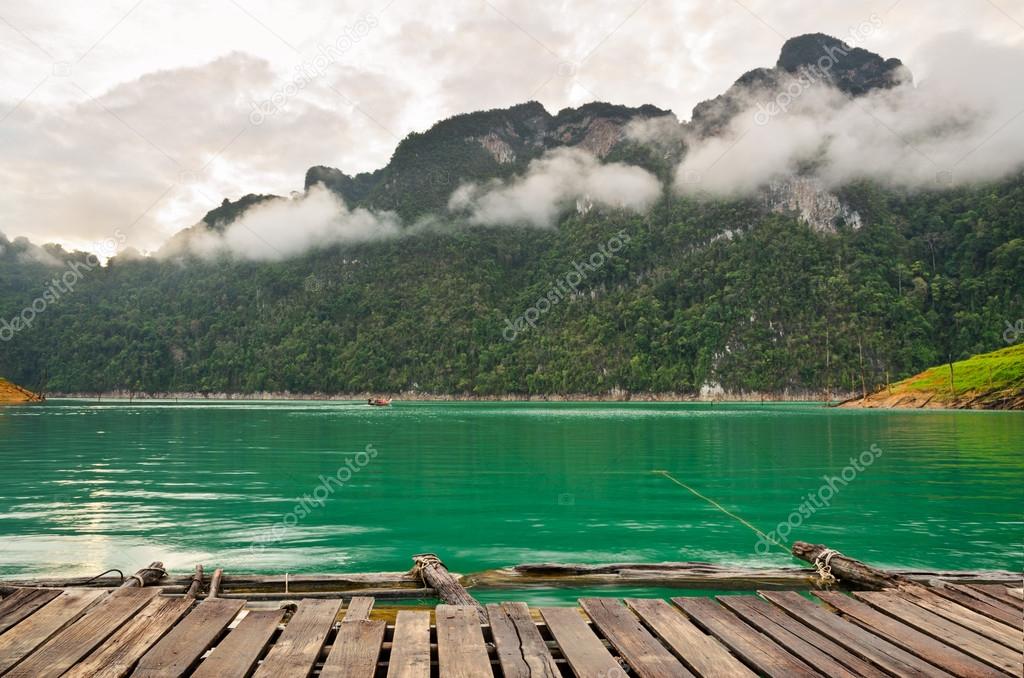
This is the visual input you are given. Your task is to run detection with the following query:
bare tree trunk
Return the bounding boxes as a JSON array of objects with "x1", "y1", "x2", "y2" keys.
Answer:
[
  {"x1": 948, "y1": 357, "x2": 955, "y2": 398},
  {"x1": 858, "y1": 336, "x2": 867, "y2": 400}
]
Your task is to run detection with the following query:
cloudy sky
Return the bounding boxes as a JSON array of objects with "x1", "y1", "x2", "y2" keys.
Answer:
[{"x1": 0, "y1": 0, "x2": 1021, "y2": 254}]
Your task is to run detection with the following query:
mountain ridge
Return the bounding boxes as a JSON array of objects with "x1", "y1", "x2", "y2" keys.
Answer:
[{"x1": 192, "y1": 33, "x2": 908, "y2": 235}]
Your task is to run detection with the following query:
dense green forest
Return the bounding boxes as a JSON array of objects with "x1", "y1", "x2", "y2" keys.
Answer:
[{"x1": 1, "y1": 173, "x2": 1021, "y2": 397}]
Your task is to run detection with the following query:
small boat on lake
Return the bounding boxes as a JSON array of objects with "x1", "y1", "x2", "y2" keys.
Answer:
[{"x1": 367, "y1": 397, "x2": 392, "y2": 406}]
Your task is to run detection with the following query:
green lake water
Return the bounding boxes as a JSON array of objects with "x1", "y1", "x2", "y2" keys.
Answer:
[{"x1": 1, "y1": 400, "x2": 1021, "y2": 603}]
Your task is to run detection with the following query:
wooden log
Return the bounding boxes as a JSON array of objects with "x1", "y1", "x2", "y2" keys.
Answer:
[
  {"x1": 121, "y1": 561, "x2": 166, "y2": 588},
  {"x1": 3, "y1": 563, "x2": 1016, "y2": 596},
  {"x1": 208, "y1": 568, "x2": 224, "y2": 599},
  {"x1": 410, "y1": 553, "x2": 485, "y2": 621},
  {"x1": 201, "y1": 587, "x2": 436, "y2": 601},
  {"x1": 186, "y1": 565, "x2": 204, "y2": 598},
  {"x1": 2, "y1": 571, "x2": 418, "y2": 592},
  {"x1": 791, "y1": 542, "x2": 905, "y2": 590}
]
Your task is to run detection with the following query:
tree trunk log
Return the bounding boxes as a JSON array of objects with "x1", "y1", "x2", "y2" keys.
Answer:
[
  {"x1": 208, "y1": 568, "x2": 224, "y2": 599},
  {"x1": 185, "y1": 565, "x2": 204, "y2": 598},
  {"x1": 120, "y1": 561, "x2": 166, "y2": 588},
  {"x1": 411, "y1": 554, "x2": 485, "y2": 621},
  {"x1": 791, "y1": 542, "x2": 905, "y2": 590}
]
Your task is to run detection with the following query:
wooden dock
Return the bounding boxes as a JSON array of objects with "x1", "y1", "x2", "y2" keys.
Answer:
[{"x1": 0, "y1": 583, "x2": 1020, "y2": 677}]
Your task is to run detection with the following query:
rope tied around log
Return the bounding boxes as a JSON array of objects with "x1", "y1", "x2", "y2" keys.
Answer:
[
  {"x1": 121, "y1": 562, "x2": 168, "y2": 588},
  {"x1": 411, "y1": 553, "x2": 486, "y2": 622},
  {"x1": 410, "y1": 553, "x2": 445, "y2": 576},
  {"x1": 813, "y1": 548, "x2": 840, "y2": 588}
]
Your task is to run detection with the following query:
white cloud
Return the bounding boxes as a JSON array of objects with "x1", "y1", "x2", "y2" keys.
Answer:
[
  {"x1": 180, "y1": 184, "x2": 400, "y2": 261},
  {"x1": 448, "y1": 147, "x2": 662, "y2": 228},
  {"x1": 673, "y1": 33, "x2": 1024, "y2": 195}
]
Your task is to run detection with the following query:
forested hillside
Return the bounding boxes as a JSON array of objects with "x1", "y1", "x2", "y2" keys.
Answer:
[
  {"x1": 1, "y1": 34, "x2": 1021, "y2": 398},
  {"x1": 2, "y1": 174, "x2": 1021, "y2": 397}
]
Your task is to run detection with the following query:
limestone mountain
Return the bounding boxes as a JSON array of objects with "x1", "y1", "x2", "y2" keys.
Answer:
[{"x1": 191, "y1": 33, "x2": 905, "y2": 239}]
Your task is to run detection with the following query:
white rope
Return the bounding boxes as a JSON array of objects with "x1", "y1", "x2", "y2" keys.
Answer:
[{"x1": 814, "y1": 549, "x2": 841, "y2": 588}]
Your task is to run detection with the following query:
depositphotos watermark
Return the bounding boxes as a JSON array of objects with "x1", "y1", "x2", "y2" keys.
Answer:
[
  {"x1": 755, "y1": 443, "x2": 883, "y2": 555},
  {"x1": 1004, "y1": 319, "x2": 1023, "y2": 344},
  {"x1": 1, "y1": 230, "x2": 126, "y2": 342},
  {"x1": 502, "y1": 229, "x2": 631, "y2": 341},
  {"x1": 250, "y1": 443, "x2": 378, "y2": 553}
]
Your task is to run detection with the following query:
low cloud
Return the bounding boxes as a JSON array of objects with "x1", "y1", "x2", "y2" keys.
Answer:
[
  {"x1": 181, "y1": 185, "x2": 400, "y2": 261},
  {"x1": 672, "y1": 33, "x2": 1024, "y2": 196},
  {"x1": 624, "y1": 114, "x2": 686, "y2": 152},
  {"x1": 448, "y1": 147, "x2": 662, "y2": 228}
]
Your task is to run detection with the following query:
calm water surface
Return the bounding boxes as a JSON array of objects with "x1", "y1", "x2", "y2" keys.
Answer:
[{"x1": 1, "y1": 400, "x2": 1021, "y2": 601}]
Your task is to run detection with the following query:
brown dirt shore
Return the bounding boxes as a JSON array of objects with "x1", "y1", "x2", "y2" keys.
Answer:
[
  {"x1": 838, "y1": 389, "x2": 1024, "y2": 410},
  {"x1": 0, "y1": 378, "x2": 44, "y2": 404}
]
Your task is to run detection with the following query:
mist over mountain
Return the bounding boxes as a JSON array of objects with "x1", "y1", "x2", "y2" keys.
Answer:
[
  {"x1": 1, "y1": 33, "x2": 1021, "y2": 398},
  {"x1": 159, "y1": 32, "x2": 1024, "y2": 261}
]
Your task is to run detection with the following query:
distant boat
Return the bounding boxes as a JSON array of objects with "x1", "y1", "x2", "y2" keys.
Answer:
[{"x1": 367, "y1": 397, "x2": 392, "y2": 407}]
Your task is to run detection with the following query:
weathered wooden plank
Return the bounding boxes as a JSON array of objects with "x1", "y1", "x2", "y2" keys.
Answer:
[
  {"x1": 579, "y1": 597, "x2": 690, "y2": 678},
  {"x1": 486, "y1": 602, "x2": 560, "y2": 678},
  {"x1": 0, "y1": 589, "x2": 107, "y2": 675},
  {"x1": 320, "y1": 619, "x2": 386, "y2": 678},
  {"x1": 385, "y1": 610, "x2": 431, "y2": 678},
  {"x1": 538, "y1": 607, "x2": 622, "y2": 678},
  {"x1": 814, "y1": 591, "x2": 1004, "y2": 678},
  {"x1": 1005, "y1": 588, "x2": 1022, "y2": 601},
  {"x1": 191, "y1": 609, "x2": 285, "y2": 678},
  {"x1": 436, "y1": 604, "x2": 493, "y2": 678},
  {"x1": 968, "y1": 585, "x2": 1024, "y2": 610},
  {"x1": 945, "y1": 584, "x2": 1022, "y2": 615},
  {"x1": 760, "y1": 590, "x2": 954, "y2": 678},
  {"x1": 673, "y1": 597, "x2": 819, "y2": 678},
  {"x1": 6, "y1": 587, "x2": 159, "y2": 678},
  {"x1": 852, "y1": 591, "x2": 1023, "y2": 675},
  {"x1": 64, "y1": 596, "x2": 195, "y2": 678},
  {"x1": 343, "y1": 596, "x2": 375, "y2": 622},
  {"x1": 719, "y1": 595, "x2": 884, "y2": 678},
  {"x1": 251, "y1": 598, "x2": 341, "y2": 678},
  {"x1": 625, "y1": 598, "x2": 756, "y2": 677},
  {"x1": 131, "y1": 598, "x2": 245, "y2": 678},
  {"x1": 895, "y1": 586, "x2": 1023, "y2": 651},
  {"x1": 0, "y1": 589, "x2": 62, "y2": 635},
  {"x1": 926, "y1": 585, "x2": 1024, "y2": 628}
]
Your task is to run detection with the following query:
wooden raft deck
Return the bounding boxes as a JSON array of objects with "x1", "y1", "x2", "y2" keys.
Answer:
[{"x1": 0, "y1": 584, "x2": 1020, "y2": 677}]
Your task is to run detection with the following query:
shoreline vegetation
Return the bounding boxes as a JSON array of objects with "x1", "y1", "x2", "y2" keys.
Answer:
[
  {"x1": 840, "y1": 344, "x2": 1024, "y2": 410},
  {"x1": 46, "y1": 389, "x2": 856, "y2": 403}
]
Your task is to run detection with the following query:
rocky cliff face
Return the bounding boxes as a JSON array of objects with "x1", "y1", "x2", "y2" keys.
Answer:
[{"x1": 762, "y1": 177, "x2": 862, "y2": 233}]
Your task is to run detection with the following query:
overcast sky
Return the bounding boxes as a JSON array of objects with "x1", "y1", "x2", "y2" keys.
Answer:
[{"x1": 1, "y1": 0, "x2": 1021, "y2": 254}]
